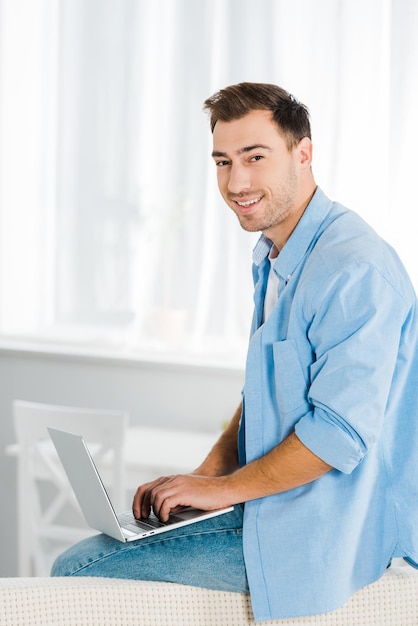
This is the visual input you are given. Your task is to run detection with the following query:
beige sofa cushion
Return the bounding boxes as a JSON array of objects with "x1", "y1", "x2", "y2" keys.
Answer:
[{"x1": 0, "y1": 566, "x2": 417, "y2": 625}]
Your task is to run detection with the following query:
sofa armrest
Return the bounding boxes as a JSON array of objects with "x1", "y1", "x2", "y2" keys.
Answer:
[{"x1": 0, "y1": 566, "x2": 417, "y2": 625}]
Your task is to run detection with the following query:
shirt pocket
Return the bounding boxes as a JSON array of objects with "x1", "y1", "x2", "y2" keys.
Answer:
[{"x1": 272, "y1": 339, "x2": 310, "y2": 415}]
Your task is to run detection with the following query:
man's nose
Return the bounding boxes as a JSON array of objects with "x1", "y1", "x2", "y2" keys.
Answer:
[{"x1": 227, "y1": 164, "x2": 251, "y2": 195}]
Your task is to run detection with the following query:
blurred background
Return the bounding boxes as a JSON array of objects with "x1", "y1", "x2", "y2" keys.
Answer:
[
  {"x1": 1, "y1": 0, "x2": 417, "y2": 362},
  {"x1": 0, "y1": 0, "x2": 417, "y2": 575}
]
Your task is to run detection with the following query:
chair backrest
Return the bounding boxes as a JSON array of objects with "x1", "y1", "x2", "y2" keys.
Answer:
[
  {"x1": 14, "y1": 400, "x2": 128, "y2": 448},
  {"x1": 13, "y1": 400, "x2": 129, "y2": 576}
]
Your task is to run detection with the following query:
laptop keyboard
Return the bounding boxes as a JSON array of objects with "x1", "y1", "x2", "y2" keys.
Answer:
[{"x1": 118, "y1": 511, "x2": 182, "y2": 532}]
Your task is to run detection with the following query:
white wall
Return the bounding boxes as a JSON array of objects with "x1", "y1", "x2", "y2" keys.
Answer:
[{"x1": 0, "y1": 345, "x2": 244, "y2": 576}]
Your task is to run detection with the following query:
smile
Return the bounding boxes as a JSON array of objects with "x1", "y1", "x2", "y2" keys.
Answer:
[{"x1": 236, "y1": 196, "x2": 262, "y2": 208}]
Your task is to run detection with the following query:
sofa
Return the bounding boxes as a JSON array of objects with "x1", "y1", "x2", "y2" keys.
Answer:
[{"x1": 0, "y1": 564, "x2": 417, "y2": 626}]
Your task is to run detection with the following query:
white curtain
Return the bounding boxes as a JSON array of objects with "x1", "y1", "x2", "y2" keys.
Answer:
[{"x1": 0, "y1": 0, "x2": 417, "y2": 364}]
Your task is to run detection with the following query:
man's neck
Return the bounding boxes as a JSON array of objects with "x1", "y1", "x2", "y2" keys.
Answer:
[{"x1": 265, "y1": 183, "x2": 317, "y2": 251}]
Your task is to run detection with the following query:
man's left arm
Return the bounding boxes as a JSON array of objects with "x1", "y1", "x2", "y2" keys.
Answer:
[{"x1": 137, "y1": 431, "x2": 332, "y2": 521}]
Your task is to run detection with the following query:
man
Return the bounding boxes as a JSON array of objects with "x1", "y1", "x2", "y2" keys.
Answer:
[{"x1": 52, "y1": 83, "x2": 418, "y2": 622}]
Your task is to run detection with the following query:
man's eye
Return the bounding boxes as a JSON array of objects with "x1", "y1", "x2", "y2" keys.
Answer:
[
  {"x1": 251, "y1": 155, "x2": 263, "y2": 162},
  {"x1": 215, "y1": 160, "x2": 230, "y2": 167}
]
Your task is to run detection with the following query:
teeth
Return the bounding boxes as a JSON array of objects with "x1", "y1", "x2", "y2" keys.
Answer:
[{"x1": 237, "y1": 197, "x2": 261, "y2": 207}]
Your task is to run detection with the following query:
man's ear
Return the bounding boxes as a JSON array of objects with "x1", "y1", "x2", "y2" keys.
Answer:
[{"x1": 297, "y1": 137, "x2": 313, "y2": 169}]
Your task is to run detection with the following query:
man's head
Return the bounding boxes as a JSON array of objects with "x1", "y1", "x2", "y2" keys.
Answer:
[
  {"x1": 204, "y1": 83, "x2": 316, "y2": 250},
  {"x1": 203, "y1": 82, "x2": 311, "y2": 151}
]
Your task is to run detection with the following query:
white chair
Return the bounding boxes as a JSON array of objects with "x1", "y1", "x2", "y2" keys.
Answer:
[{"x1": 10, "y1": 400, "x2": 129, "y2": 577}]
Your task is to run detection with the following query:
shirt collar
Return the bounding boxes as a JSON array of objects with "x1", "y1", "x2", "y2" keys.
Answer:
[{"x1": 252, "y1": 187, "x2": 334, "y2": 280}]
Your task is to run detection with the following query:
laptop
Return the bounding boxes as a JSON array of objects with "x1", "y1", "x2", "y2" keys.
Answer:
[{"x1": 48, "y1": 427, "x2": 234, "y2": 542}]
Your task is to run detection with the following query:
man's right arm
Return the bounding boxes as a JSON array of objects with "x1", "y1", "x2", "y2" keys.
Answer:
[{"x1": 191, "y1": 402, "x2": 242, "y2": 477}]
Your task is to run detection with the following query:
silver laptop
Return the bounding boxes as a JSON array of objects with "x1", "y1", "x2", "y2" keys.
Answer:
[{"x1": 48, "y1": 427, "x2": 233, "y2": 542}]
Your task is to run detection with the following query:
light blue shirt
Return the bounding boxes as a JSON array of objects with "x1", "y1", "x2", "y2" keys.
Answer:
[{"x1": 240, "y1": 187, "x2": 418, "y2": 621}]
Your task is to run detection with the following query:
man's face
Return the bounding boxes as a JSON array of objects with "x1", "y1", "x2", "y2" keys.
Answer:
[{"x1": 212, "y1": 109, "x2": 307, "y2": 246}]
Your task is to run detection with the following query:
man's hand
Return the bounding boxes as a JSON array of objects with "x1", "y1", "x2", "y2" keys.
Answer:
[
  {"x1": 132, "y1": 404, "x2": 243, "y2": 523},
  {"x1": 132, "y1": 474, "x2": 231, "y2": 522}
]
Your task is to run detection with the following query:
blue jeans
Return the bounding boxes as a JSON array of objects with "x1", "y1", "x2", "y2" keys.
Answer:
[{"x1": 51, "y1": 506, "x2": 249, "y2": 594}]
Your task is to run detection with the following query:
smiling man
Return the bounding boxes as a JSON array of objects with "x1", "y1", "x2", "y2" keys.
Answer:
[
  {"x1": 51, "y1": 83, "x2": 418, "y2": 623},
  {"x1": 212, "y1": 108, "x2": 313, "y2": 244}
]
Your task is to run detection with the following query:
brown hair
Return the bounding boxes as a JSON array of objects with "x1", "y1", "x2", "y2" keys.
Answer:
[{"x1": 203, "y1": 82, "x2": 311, "y2": 149}]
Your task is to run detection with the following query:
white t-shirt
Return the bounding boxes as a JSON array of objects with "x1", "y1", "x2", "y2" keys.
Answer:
[{"x1": 263, "y1": 245, "x2": 279, "y2": 322}]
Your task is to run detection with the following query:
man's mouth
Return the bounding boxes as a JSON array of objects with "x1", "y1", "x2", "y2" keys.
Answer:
[
  {"x1": 234, "y1": 196, "x2": 263, "y2": 212},
  {"x1": 236, "y1": 196, "x2": 262, "y2": 207}
]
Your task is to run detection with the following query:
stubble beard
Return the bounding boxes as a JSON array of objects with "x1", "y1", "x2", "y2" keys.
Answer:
[
  {"x1": 235, "y1": 178, "x2": 298, "y2": 234},
  {"x1": 235, "y1": 196, "x2": 293, "y2": 233}
]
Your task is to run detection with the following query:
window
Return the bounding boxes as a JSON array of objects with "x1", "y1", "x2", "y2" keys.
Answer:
[{"x1": 1, "y1": 0, "x2": 417, "y2": 365}]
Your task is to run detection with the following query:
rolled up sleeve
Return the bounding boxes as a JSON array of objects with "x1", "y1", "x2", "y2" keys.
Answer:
[{"x1": 295, "y1": 261, "x2": 408, "y2": 473}]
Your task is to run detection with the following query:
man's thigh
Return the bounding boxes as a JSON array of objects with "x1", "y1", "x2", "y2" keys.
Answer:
[{"x1": 51, "y1": 506, "x2": 248, "y2": 593}]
